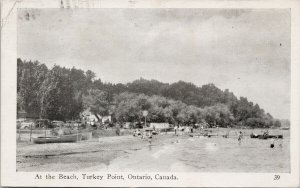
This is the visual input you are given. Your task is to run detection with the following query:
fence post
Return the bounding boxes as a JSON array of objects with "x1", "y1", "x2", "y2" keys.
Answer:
[
  {"x1": 30, "y1": 124, "x2": 32, "y2": 142},
  {"x1": 18, "y1": 128, "x2": 21, "y2": 142}
]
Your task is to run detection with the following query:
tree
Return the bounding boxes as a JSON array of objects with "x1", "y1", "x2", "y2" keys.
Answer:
[
  {"x1": 40, "y1": 66, "x2": 80, "y2": 120},
  {"x1": 245, "y1": 118, "x2": 265, "y2": 128},
  {"x1": 70, "y1": 67, "x2": 88, "y2": 94},
  {"x1": 17, "y1": 59, "x2": 48, "y2": 118},
  {"x1": 273, "y1": 120, "x2": 281, "y2": 128},
  {"x1": 85, "y1": 70, "x2": 96, "y2": 88},
  {"x1": 17, "y1": 58, "x2": 279, "y2": 128},
  {"x1": 17, "y1": 92, "x2": 25, "y2": 111},
  {"x1": 82, "y1": 89, "x2": 110, "y2": 121},
  {"x1": 203, "y1": 104, "x2": 234, "y2": 127},
  {"x1": 126, "y1": 78, "x2": 168, "y2": 96}
]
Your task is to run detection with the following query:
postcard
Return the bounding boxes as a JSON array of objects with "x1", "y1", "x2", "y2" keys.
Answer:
[{"x1": 1, "y1": 0, "x2": 300, "y2": 187}]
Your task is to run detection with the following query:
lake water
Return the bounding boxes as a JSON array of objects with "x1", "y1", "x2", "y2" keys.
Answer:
[{"x1": 89, "y1": 130, "x2": 290, "y2": 172}]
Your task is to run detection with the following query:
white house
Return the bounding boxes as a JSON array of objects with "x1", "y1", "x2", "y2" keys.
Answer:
[
  {"x1": 101, "y1": 115, "x2": 111, "y2": 123},
  {"x1": 149, "y1": 123, "x2": 170, "y2": 130},
  {"x1": 81, "y1": 109, "x2": 111, "y2": 124}
]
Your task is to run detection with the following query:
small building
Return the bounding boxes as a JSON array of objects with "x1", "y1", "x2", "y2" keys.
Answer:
[
  {"x1": 101, "y1": 115, "x2": 111, "y2": 123},
  {"x1": 81, "y1": 109, "x2": 111, "y2": 124},
  {"x1": 81, "y1": 109, "x2": 100, "y2": 125},
  {"x1": 149, "y1": 123, "x2": 169, "y2": 130}
]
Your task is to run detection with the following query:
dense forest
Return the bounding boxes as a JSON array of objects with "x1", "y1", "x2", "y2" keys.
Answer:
[{"x1": 17, "y1": 58, "x2": 282, "y2": 128}]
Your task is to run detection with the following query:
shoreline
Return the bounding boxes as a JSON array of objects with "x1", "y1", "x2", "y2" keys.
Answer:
[
  {"x1": 17, "y1": 134, "x2": 180, "y2": 171},
  {"x1": 16, "y1": 128, "x2": 290, "y2": 172}
]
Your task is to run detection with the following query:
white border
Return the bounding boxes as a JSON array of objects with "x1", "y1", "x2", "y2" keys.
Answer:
[{"x1": 1, "y1": 0, "x2": 300, "y2": 187}]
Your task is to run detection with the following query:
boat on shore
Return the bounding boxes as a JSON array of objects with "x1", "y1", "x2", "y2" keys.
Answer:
[
  {"x1": 33, "y1": 134, "x2": 82, "y2": 144},
  {"x1": 280, "y1": 127, "x2": 290, "y2": 130},
  {"x1": 250, "y1": 133, "x2": 283, "y2": 139},
  {"x1": 266, "y1": 135, "x2": 283, "y2": 139}
]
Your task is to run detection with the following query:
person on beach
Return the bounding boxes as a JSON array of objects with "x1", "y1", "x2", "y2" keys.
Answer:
[
  {"x1": 263, "y1": 129, "x2": 269, "y2": 137},
  {"x1": 141, "y1": 131, "x2": 146, "y2": 139},
  {"x1": 115, "y1": 126, "x2": 121, "y2": 136},
  {"x1": 270, "y1": 137, "x2": 280, "y2": 148},
  {"x1": 238, "y1": 131, "x2": 243, "y2": 145},
  {"x1": 148, "y1": 132, "x2": 153, "y2": 144}
]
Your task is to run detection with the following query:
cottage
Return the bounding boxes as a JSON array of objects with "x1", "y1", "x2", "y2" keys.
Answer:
[
  {"x1": 149, "y1": 123, "x2": 169, "y2": 130},
  {"x1": 101, "y1": 115, "x2": 111, "y2": 123},
  {"x1": 81, "y1": 109, "x2": 111, "y2": 124}
]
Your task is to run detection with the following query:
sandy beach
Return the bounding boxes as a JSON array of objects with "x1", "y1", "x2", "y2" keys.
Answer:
[
  {"x1": 17, "y1": 134, "x2": 178, "y2": 171},
  {"x1": 17, "y1": 129, "x2": 290, "y2": 172}
]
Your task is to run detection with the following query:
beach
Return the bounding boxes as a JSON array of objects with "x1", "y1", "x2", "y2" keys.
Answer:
[{"x1": 16, "y1": 128, "x2": 290, "y2": 172}]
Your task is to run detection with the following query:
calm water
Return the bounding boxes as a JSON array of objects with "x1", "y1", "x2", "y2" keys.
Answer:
[{"x1": 89, "y1": 130, "x2": 290, "y2": 172}]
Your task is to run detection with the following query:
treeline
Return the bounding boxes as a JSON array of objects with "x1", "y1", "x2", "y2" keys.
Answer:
[
  {"x1": 17, "y1": 58, "x2": 281, "y2": 128},
  {"x1": 112, "y1": 92, "x2": 234, "y2": 127}
]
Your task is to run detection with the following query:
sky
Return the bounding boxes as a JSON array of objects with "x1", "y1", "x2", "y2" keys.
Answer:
[{"x1": 17, "y1": 9, "x2": 290, "y2": 119}]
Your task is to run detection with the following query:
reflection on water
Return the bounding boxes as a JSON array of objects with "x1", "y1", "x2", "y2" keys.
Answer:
[{"x1": 93, "y1": 130, "x2": 290, "y2": 172}]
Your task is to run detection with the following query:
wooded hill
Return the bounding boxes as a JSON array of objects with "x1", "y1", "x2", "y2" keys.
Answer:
[{"x1": 17, "y1": 58, "x2": 281, "y2": 128}]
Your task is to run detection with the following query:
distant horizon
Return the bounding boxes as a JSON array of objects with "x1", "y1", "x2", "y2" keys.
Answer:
[{"x1": 18, "y1": 9, "x2": 290, "y2": 119}]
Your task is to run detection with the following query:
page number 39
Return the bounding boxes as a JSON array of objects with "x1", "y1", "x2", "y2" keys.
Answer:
[{"x1": 274, "y1": 175, "x2": 280, "y2": 180}]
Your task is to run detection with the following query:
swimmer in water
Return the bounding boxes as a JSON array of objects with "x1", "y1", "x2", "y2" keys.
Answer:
[
  {"x1": 270, "y1": 137, "x2": 280, "y2": 148},
  {"x1": 278, "y1": 137, "x2": 283, "y2": 148},
  {"x1": 270, "y1": 138, "x2": 275, "y2": 148}
]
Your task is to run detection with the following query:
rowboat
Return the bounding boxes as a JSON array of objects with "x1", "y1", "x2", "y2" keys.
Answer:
[
  {"x1": 280, "y1": 127, "x2": 289, "y2": 130},
  {"x1": 267, "y1": 135, "x2": 283, "y2": 139},
  {"x1": 258, "y1": 135, "x2": 283, "y2": 139},
  {"x1": 257, "y1": 135, "x2": 269, "y2": 139},
  {"x1": 33, "y1": 134, "x2": 82, "y2": 144},
  {"x1": 250, "y1": 133, "x2": 283, "y2": 139}
]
